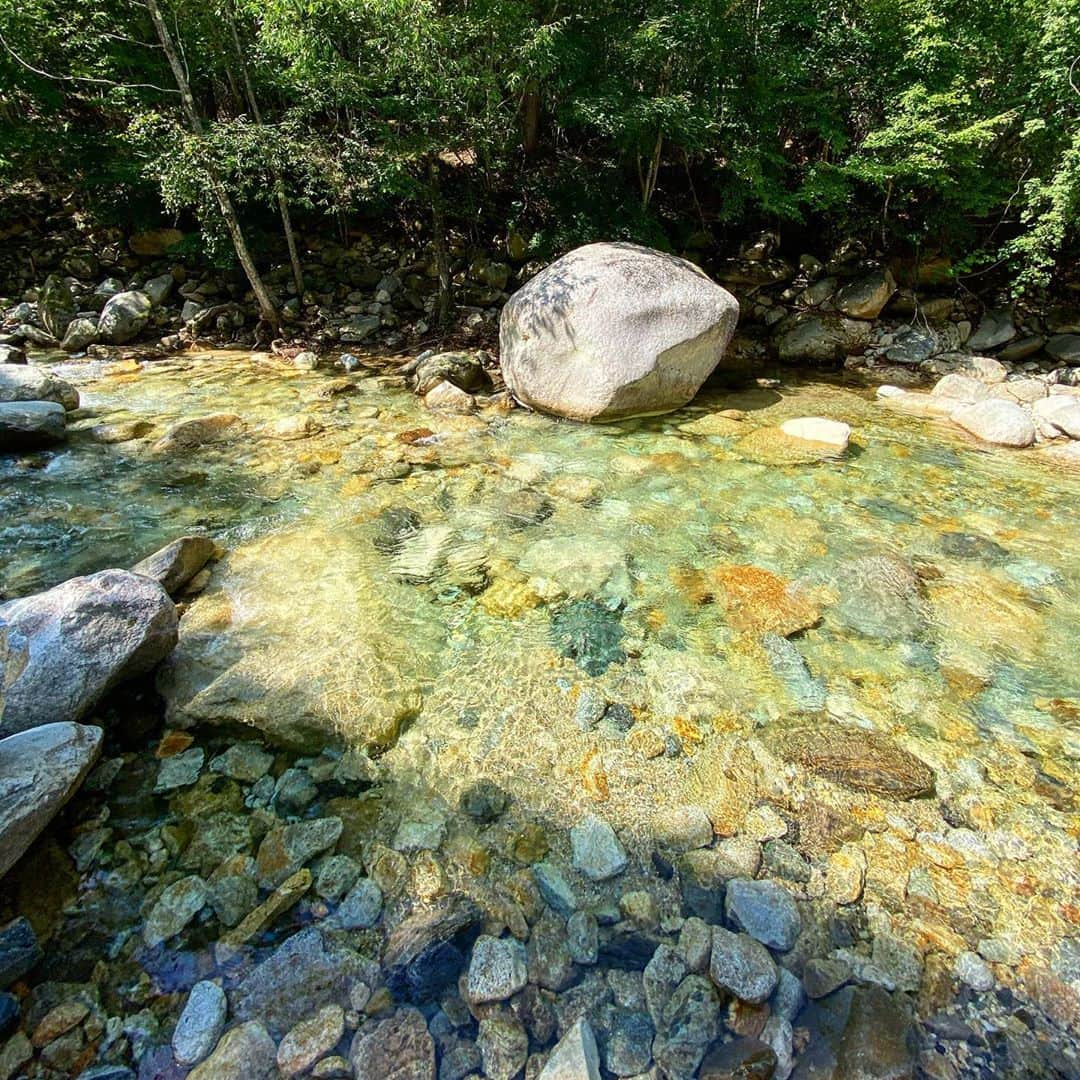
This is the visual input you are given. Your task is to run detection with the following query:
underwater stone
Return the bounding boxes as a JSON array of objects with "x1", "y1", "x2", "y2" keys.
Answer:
[{"x1": 550, "y1": 599, "x2": 626, "y2": 677}]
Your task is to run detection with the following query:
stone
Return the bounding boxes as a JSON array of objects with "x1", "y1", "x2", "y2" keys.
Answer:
[
  {"x1": 154, "y1": 747, "x2": 204, "y2": 792},
  {"x1": 0, "y1": 917, "x2": 42, "y2": 989},
  {"x1": 644, "y1": 944, "x2": 690, "y2": 1028},
  {"x1": 804, "y1": 957, "x2": 852, "y2": 999},
  {"x1": 477, "y1": 1013, "x2": 529, "y2": 1080},
  {"x1": 652, "y1": 974, "x2": 723, "y2": 1079},
  {"x1": 339, "y1": 316, "x2": 380, "y2": 343},
  {"x1": 315, "y1": 854, "x2": 362, "y2": 901},
  {"x1": 769, "y1": 723, "x2": 933, "y2": 799},
  {"x1": 331, "y1": 877, "x2": 383, "y2": 929},
  {"x1": 778, "y1": 416, "x2": 850, "y2": 451},
  {"x1": 760, "y1": 633, "x2": 826, "y2": 711},
  {"x1": 256, "y1": 817, "x2": 343, "y2": 888},
  {"x1": 601, "y1": 1009, "x2": 654, "y2": 1075},
  {"x1": 219, "y1": 869, "x2": 312, "y2": 947},
  {"x1": 534, "y1": 861, "x2": 578, "y2": 916},
  {"x1": 37, "y1": 273, "x2": 76, "y2": 338},
  {"x1": 30, "y1": 1001, "x2": 88, "y2": 1048},
  {"x1": 144, "y1": 272, "x2": 175, "y2": 306},
  {"x1": 466, "y1": 936, "x2": 528, "y2": 1004},
  {"x1": 823, "y1": 554, "x2": 926, "y2": 642},
  {"x1": 679, "y1": 917, "x2": 713, "y2": 974},
  {"x1": 500, "y1": 242, "x2": 739, "y2": 421},
  {"x1": 952, "y1": 399, "x2": 1035, "y2": 447},
  {"x1": 274, "y1": 767, "x2": 318, "y2": 811},
  {"x1": 235, "y1": 927, "x2": 369, "y2": 1036},
  {"x1": 277, "y1": 1004, "x2": 345, "y2": 1077},
  {"x1": 725, "y1": 879, "x2": 801, "y2": 952},
  {"x1": 98, "y1": 290, "x2": 153, "y2": 344},
  {"x1": 153, "y1": 413, "x2": 244, "y2": 453},
  {"x1": 884, "y1": 327, "x2": 937, "y2": 364},
  {"x1": 143, "y1": 874, "x2": 207, "y2": 947},
  {"x1": 350, "y1": 1007, "x2": 435, "y2": 1080},
  {"x1": 1046, "y1": 333, "x2": 1080, "y2": 364},
  {"x1": 653, "y1": 805, "x2": 713, "y2": 852},
  {"x1": 460, "y1": 779, "x2": 508, "y2": 823},
  {"x1": 414, "y1": 351, "x2": 486, "y2": 394},
  {"x1": 528, "y1": 910, "x2": 576, "y2": 991},
  {"x1": 133, "y1": 536, "x2": 218, "y2": 596},
  {"x1": 711, "y1": 564, "x2": 821, "y2": 638},
  {"x1": 833, "y1": 986, "x2": 915, "y2": 1079},
  {"x1": 826, "y1": 845, "x2": 867, "y2": 905},
  {"x1": 699, "y1": 1037, "x2": 778, "y2": 1080},
  {"x1": 60, "y1": 316, "x2": 99, "y2": 352},
  {"x1": 0, "y1": 364, "x2": 79, "y2": 410},
  {"x1": 567, "y1": 911, "x2": 599, "y2": 965},
  {"x1": 1034, "y1": 394, "x2": 1080, "y2": 438},
  {"x1": 172, "y1": 980, "x2": 227, "y2": 1067},
  {"x1": 775, "y1": 313, "x2": 871, "y2": 364},
  {"x1": 834, "y1": 271, "x2": 895, "y2": 319},
  {"x1": 538, "y1": 1018, "x2": 601, "y2": 1080},
  {"x1": 188, "y1": 1021, "x2": 277, "y2": 1080},
  {"x1": 382, "y1": 895, "x2": 483, "y2": 1001},
  {"x1": 954, "y1": 951, "x2": 994, "y2": 992},
  {"x1": 0, "y1": 569, "x2": 178, "y2": 738},
  {"x1": 570, "y1": 814, "x2": 628, "y2": 881},
  {"x1": 0, "y1": 345, "x2": 27, "y2": 365},
  {"x1": 931, "y1": 373, "x2": 990, "y2": 403},
  {"x1": 968, "y1": 309, "x2": 1016, "y2": 352},
  {"x1": 424, "y1": 380, "x2": 476, "y2": 413},
  {"x1": 0, "y1": 400, "x2": 66, "y2": 449},
  {"x1": 709, "y1": 928, "x2": 778, "y2": 1004},
  {"x1": 0, "y1": 1032, "x2": 32, "y2": 1079},
  {"x1": 270, "y1": 413, "x2": 323, "y2": 439},
  {"x1": 0, "y1": 722, "x2": 103, "y2": 879}
]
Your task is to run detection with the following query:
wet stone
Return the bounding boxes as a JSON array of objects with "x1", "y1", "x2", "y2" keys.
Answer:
[
  {"x1": 652, "y1": 974, "x2": 723, "y2": 1080},
  {"x1": 600, "y1": 1008, "x2": 654, "y2": 1076},
  {"x1": 209, "y1": 743, "x2": 274, "y2": 782},
  {"x1": 803, "y1": 957, "x2": 852, "y2": 999},
  {"x1": 528, "y1": 911, "x2": 576, "y2": 992},
  {"x1": 0, "y1": 917, "x2": 42, "y2": 989},
  {"x1": 955, "y1": 950, "x2": 994, "y2": 992},
  {"x1": 724, "y1": 879, "x2": 802, "y2": 951},
  {"x1": 477, "y1": 1013, "x2": 529, "y2": 1080},
  {"x1": 570, "y1": 814, "x2": 628, "y2": 881},
  {"x1": 772, "y1": 966, "x2": 805, "y2": 1023},
  {"x1": 0, "y1": 994, "x2": 18, "y2": 1039},
  {"x1": 315, "y1": 854, "x2": 362, "y2": 902},
  {"x1": 274, "y1": 767, "x2": 318, "y2": 812},
  {"x1": 143, "y1": 875, "x2": 207, "y2": 947},
  {"x1": 188, "y1": 1021, "x2": 277, "y2": 1080},
  {"x1": 534, "y1": 861, "x2": 578, "y2": 916},
  {"x1": 256, "y1": 817, "x2": 343, "y2": 889},
  {"x1": 653, "y1": 804, "x2": 713, "y2": 852},
  {"x1": 538, "y1": 1018, "x2": 601, "y2": 1080},
  {"x1": 172, "y1": 980, "x2": 227, "y2": 1067},
  {"x1": 710, "y1": 928, "x2": 778, "y2": 1004},
  {"x1": 392, "y1": 815, "x2": 447, "y2": 853},
  {"x1": 567, "y1": 911, "x2": 599, "y2": 965},
  {"x1": 699, "y1": 1037, "x2": 778, "y2": 1080},
  {"x1": 761, "y1": 839, "x2": 811, "y2": 884},
  {"x1": 154, "y1": 747, "x2": 204, "y2": 793},
  {"x1": 277, "y1": 1004, "x2": 345, "y2": 1077},
  {"x1": 459, "y1": 779, "x2": 508, "y2": 823},
  {"x1": 467, "y1": 935, "x2": 529, "y2": 1004},
  {"x1": 550, "y1": 599, "x2": 626, "y2": 676},
  {"x1": 644, "y1": 944, "x2": 689, "y2": 1028}
]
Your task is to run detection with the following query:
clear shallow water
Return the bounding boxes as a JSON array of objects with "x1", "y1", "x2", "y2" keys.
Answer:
[{"x1": 3, "y1": 350, "x2": 1080, "y2": 1061}]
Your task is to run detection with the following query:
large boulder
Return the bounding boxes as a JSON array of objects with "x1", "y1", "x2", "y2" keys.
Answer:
[
  {"x1": 98, "y1": 290, "x2": 153, "y2": 344},
  {"x1": 0, "y1": 569, "x2": 178, "y2": 737},
  {"x1": 774, "y1": 313, "x2": 871, "y2": 364},
  {"x1": 60, "y1": 317, "x2": 100, "y2": 353},
  {"x1": 833, "y1": 270, "x2": 895, "y2": 320},
  {"x1": 37, "y1": 274, "x2": 76, "y2": 340},
  {"x1": 499, "y1": 242, "x2": 739, "y2": 421},
  {"x1": 0, "y1": 402, "x2": 67, "y2": 450},
  {"x1": 0, "y1": 722, "x2": 102, "y2": 879},
  {"x1": 0, "y1": 365, "x2": 79, "y2": 411},
  {"x1": 952, "y1": 400, "x2": 1035, "y2": 448}
]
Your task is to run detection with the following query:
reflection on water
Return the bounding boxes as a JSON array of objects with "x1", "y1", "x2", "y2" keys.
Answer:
[{"x1": 2, "y1": 350, "x2": 1079, "y2": 1072}]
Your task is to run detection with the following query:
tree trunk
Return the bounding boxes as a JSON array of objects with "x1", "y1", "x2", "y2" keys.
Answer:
[
  {"x1": 522, "y1": 78, "x2": 541, "y2": 157},
  {"x1": 228, "y1": 7, "x2": 305, "y2": 299},
  {"x1": 428, "y1": 158, "x2": 453, "y2": 330},
  {"x1": 145, "y1": 0, "x2": 278, "y2": 327}
]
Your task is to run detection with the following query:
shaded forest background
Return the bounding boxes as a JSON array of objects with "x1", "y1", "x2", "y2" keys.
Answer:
[{"x1": 0, "y1": 0, "x2": 1077, "y2": 304}]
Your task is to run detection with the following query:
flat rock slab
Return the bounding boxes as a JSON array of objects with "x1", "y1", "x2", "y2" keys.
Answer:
[{"x1": 0, "y1": 722, "x2": 103, "y2": 879}]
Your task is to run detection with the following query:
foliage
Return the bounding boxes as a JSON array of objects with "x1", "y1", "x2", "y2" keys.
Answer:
[{"x1": 0, "y1": 0, "x2": 1076, "y2": 292}]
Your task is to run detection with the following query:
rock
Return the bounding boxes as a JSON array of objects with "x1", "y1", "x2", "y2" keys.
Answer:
[
  {"x1": 0, "y1": 401, "x2": 66, "y2": 450},
  {"x1": 269, "y1": 413, "x2": 323, "y2": 439},
  {"x1": 823, "y1": 554, "x2": 926, "y2": 642},
  {"x1": 292, "y1": 351, "x2": 321, "y2": 371},
  {"x1": 220, "y1": 868, "x2": 311, "y2": 947},
  {"x1": 709, "y1": 928, "x2": 778, "y2": 1004},
  {"x1": 256, "y1": 817, "x2": 343, "y2": 889},
  {"x1": 931, "y1": 373, "x2": 990, "y2": 403},
  {"x1": 188, "y1": 1021, "x2": 277, "y2": 1080},
  {"x1": 699, "y1": 1037, "x2": 778, "y2": 1080},
  {"x1": 1046, "y1": 333, "x2": 1080, "y2": 364},
  {"x1": 778, "y1": 416, "x2": 850, "y2": 451},
  {"x1": 154, "y1": 746, "x2": 204, "y2": 792},
  {"x1": 98, "y1": 290, "x2": 153, "y2": 344},
  {"x1": 209, "y1": 742, "x2": 273, "y2": 782},
  {"x1": 644, "y1": 944, "x2": 690, "y2": 1028},
  {"x1": 153, "y1": 413, "x2": 244, "y2": 452},
  {"x1": 0, "y1": 364, "x2": 79, "y2": 410},
  {"x1": 0, "y1": 570, "x2": 177, "y2": 738},
  {"x1": 724, "y1": 879, "x2": 801, "y2": 951},
  {"x1": 884, "y1": 327, "x2": 937, "y2": 364},
  {"x1": 459, "y1": 778, "x2": 508, "y2": 823},
  {"x1": 760, "y1": 633, "x2": 826, "y2": 711},
  {"x1": 0, "y1": 917, "x2": 42, "y2": 989},
  {"x1": 567, "y1": 911, "x2": 599, "y2": 965},
  {"x1": 130, "y1": 228, "x2": 183, "y2": 256},
  {"x1": 570, "y1": 814, "x2": 628, "y2": 881},
  {"x1": 500, "y1": 242, "x2": 739, "y2": 421},
  {"x1": 467, "y1": 936, "x2": 528, "y2": 1004},
  {"x1": 331, "y1": 877, "x2": 383, "y2": 929},
  {"x1": 339, "y1": 316, "x2": 380, "y2": 343},
  {"x1": 954, "y1": 951, "x2": 994, "y2": 992},
  {"x1": 414, "y1": 351, "x2": 486, "y2": 394},
  {"x1": 804, "y1": 957, "x2": 852, "y2": 999},
  {"x1": 235, "y1": 927, "x2": 369, "y2": 1036},
  {"x1": 424, "y1": 381, "x2": 476, "y2": 413},
  {"x1": 601, "y1": 1009, "x2": 654, "y2": 1075},
  {"x1": 768, "y1": 722, "x2": 934, "y2": 799},
  {"x1": 277, "y1": 1004, "x2": 345, "y2": 1077},
  {"x1": 952, "y1": 399, "x2": 1036, "y2": 447},
  {"x1": 38, "y1": 273, "x2": 76, "y2": 338},
  {"x1": 477, "y1": 1013, "x2": 529, "y2": 1080},
  {"x1": 710, "y1": 564, "x2": 821, "y2": 638},
  {"x1": 350, "y1": 1007, "x2": 435, "y2": 1080},
  {"x1": 834, "y1": 271, "x2": 895, "y2": 319},
  {"x1": 534, "y1": 861, "x2": 578, "y2": 916},
  {"x1": 172, "y1": 980, "x2": 227, "y2": 1066},
  {"x1": 60, "y1": 316, "x2": 99, "y2": 353},
  {"x1": 653, "y1": 805, "x2": 713, "y2": 852},
  {"x1": 0, "y1": 345, "x2": 26, "y2": 365},
  {"x1": 0, "y1": 993, "x2": 18, "y2": 1037},
  {"x1": 550, "y1": 599, "x2": 625, "y2": 676},
  {"x1": 538, "y1": 1018, "x2": 601, "y2": 1080},
  {"x1": 775, "y1": 314, "x2": 871, "y2": 364},
  {"x1": 830, "y1": 986, "x2": 916, "y2": 1079},
  {"x1": 1034, "y1": 394, "x2": 1080, "y2": 438},
  {"x1": 968, "y1": 309, "x2": 1016, "y2": 352},
  {"x1": 144, "y1": 273, "x2": 175, "y2": 306},
  {"x1": 133, "y1": 536, "x2": 217, "y2": 596},
  {"x1": 144, "y1": 874, "x2": 207, "y2": 946},
  {"x1": 652, "y1": 974, "x2": 723, "y2": 1079}
]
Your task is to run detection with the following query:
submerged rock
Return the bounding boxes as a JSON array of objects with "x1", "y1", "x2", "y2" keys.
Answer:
[
  {"x1": 187, "y1": 1021, "x2": 276, "y2": 1080},
  {"x1": 0, "y1": 723, "x2": 102, "y2": 879},
  {"x1": 172, "y1": 980, "x2": 228, "y2": 1066},
  {"x1": 768, "y1": 722, "x2": 935, "y2": 799},
  {"x1": 131, "y1": 535, "x2": 217, "y2": 596},
  {"x1": 824, "y1": 553, "x2": 927, "y2": 642},
  {"x1": 0, "y1": 401, "x2": 67, "y2": 449},
  {"x1": 538, "y1": 1018, "x2": 601, "y2": 1080},
  {"x1": 153, "y1": 413, "x2": 244, "y2": 453},
  {"x1": 350, "y1": 1007, "x2": 435, "y2": 1080},
  {"x1": 500, "y1": 242, "x2": 739, "y2": 421},
  {"x1": 0, "y1": 917, "x2": 43, "y2": 989},
  {"x1": 0, "y1": 569, "x2": 177, "y2": 737},
  {"x1": 550, "y1": 599, "x2": 626, "y2": 676}
]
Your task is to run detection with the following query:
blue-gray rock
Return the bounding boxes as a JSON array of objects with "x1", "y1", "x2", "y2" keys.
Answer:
[
  {"x1": 601, "y1": 1009, "x2": 654, "y2": 1076},
  {"x1": 466, "y1": 936, "x2": 528, "y2": 1004},
  {"x1": 0, "y1": 364, "x2": 78, "y2": 410},
  {"x1": 709, "y1": 928, "x2": 778, "y2": 1004},
  {"x1": 0, "y1": 992, "x2": 18, "y2": 1037},
  {"x1": 0, "y1": 917, "x2": 42, "y2": 989},
  {"x1": 534, "y1": 861, "x2": 578, "y2": 916},
  {"x1": 567, "y1": 911, "x2": 599, "y2": 966},
  {"x1": 172, "y1": 980, "x2": 227, "y2": 1066},
  {"x1": 651, "y1": 974, "x2": 722, "y2": 1080},
  {"x1": 760, "y1": 633, "x2": 826, "y2": 710},
  {"x1": 570, "y1": 814, "x2": 628, "y2": 881},
  {"x1": 332, "y1": 878, "x2": 383, "y2": 930},
  {"x1": 725, "y1": 878, "x2": 801, "y2": 951},
  {"x1": 0, "y1": 400, "x2": 67, "y2": 449}
]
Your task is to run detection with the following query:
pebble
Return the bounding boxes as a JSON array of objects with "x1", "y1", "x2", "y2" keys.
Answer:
[
  {"x1": 678, "y1": 917, "x2": 713, "y2": 974},
  {"x1": 826, "y1": 844, "x2": 867, "y2": 904},
  {"x1": 567, "y1": 911, "x2": 599, "y2": 965},
  {"x1": 709, "y1": 928, "x2": 778, "y2": 1004},
  {"x1": 188, "y1": 1021, "x2": 277, "y2": 1080},
  {"x1": 172, "y1": 980, "x2": 227, "y2": 1066},
  {"x1": 143, "y1": 875, "x2": 207, "y2": 947},
  {"x1": 153, "y1": 748, "x2": 205, "y2": 792},
  {"x1": 209, "y1": 743, "x2": 274, "y2": 781},
  {"x1": 277, "y1": 1004, "x2": 345, "y2": 1077},
  {"x1": 724, "y1": 878, "x2": 802, "y2": 951},
  {"x1": 653, "y1": 805, "x2": 713, "y2": 852},
  {"x1": 466, "y1": 936, "x2": 529, "y2": 1004},
  {"x1": 570, "y1": 814, "x2": 628, "y2": 881},
  {"x1": 332, "y1": 877, "x2": 383, "y2": 929},
  {"x1": 534, "y1": 861, "x2": 578, "y2": 916}
]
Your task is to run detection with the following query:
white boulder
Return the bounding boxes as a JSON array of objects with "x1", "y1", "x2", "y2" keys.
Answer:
[{"x1": 952, "y1": 399, "x2": 1036, "y2": 448}]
